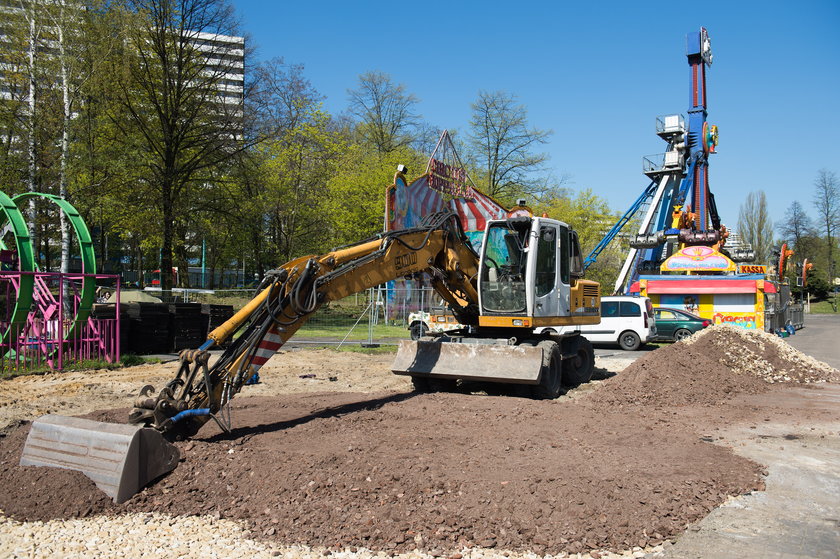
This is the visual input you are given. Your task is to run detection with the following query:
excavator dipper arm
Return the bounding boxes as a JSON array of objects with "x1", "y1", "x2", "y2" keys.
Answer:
[{"x1": 128, "y1": 211, "x2": 479, "y2": 439}]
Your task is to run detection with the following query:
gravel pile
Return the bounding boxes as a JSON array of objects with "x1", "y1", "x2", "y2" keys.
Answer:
[
  {"x1": 684, "y1": 325, "x2": 840, "y2": 383},
  {"x1": 0, "y1": 512, "x2": 279, "y2": 559},
  {"x1": 589, "y1": 325, "x2": 839, "y2": 409}
]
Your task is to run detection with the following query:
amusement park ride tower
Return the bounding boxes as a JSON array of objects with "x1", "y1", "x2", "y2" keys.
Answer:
[
  {"x1": 587, "y1": 28, "x2": 790, "y2": 332},
  {"x1": 596, "y1": 28, "x2": 754, "y2": 296}
]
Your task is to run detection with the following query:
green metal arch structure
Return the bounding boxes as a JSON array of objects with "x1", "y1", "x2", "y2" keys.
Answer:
[
  {"x1": 0, "y1": 191, "x2": 36, "y2": 340},
  {"x1": 12, "y1": 193, "x2": 98, "y2": 336}
]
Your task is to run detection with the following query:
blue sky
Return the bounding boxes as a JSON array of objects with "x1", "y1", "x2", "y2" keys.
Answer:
[{"x1": 232, "y1": 0, "x2": 839, "y2": 233}]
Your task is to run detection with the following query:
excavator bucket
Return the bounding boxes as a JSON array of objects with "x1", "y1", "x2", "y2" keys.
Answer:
[
  {"x1": 392, "y1": 339, "x2": 544, "y2": 383},
  {"x1": 19, "y1": 415, "x2": 180, "y2": 503}
]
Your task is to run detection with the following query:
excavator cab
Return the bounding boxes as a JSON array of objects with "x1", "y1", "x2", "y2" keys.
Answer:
[
  {"x1": 393, "y1": 215, "x2": 600, "y2": 391},
  {"x1": 476, "y1": 216, "x2": 596, "y2": 326}
]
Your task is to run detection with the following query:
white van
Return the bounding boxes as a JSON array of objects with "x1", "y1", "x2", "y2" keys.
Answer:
[{"x1": 535, "y1": 296, "x2": 656, "y2": 350}]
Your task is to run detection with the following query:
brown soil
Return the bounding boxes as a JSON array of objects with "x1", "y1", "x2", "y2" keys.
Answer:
[{"x1": 0, "y1": 327, "x2": 837, "y2": 556}]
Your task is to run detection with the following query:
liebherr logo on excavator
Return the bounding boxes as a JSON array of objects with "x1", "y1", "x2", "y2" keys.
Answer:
[{"x1": 395, "y1": 252, "x2": 417, "y2": 271}]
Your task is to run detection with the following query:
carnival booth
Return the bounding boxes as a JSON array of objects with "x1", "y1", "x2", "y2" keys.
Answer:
[{"x1": 629, "y1": 246, "x2": 776, "y2": 331}]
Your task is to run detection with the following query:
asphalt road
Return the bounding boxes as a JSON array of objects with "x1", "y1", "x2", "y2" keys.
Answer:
[
  {"x1": 784, "y1": 313, "x2": 840, "y2": 369},
  {"x1": 647, "y1": 314, "x2": 840, "y2": 559}
]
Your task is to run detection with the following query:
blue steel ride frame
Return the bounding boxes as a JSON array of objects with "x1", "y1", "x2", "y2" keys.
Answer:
[
  {"x1": 584, "y1": 28, "x2": 717, "y2": 294},
  {"x1": 682, "y1": 28, "x2": 712, "y2": 232},
  {"x1": 635, "y1": 28, "x2": 714, "y2": 287}
]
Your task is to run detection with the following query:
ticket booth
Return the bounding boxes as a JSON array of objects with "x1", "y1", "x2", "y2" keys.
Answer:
[{"x1": 630, "y1": 274, "x2": 776, "y2": 331}]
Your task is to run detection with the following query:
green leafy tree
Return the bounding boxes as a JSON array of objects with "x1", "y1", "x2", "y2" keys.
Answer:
[
  {"x1": 260, "y1": 107, "x2": 345, "y2": 262},
  {"x1": 793, "y1": 272, "x2": 830, "y2": 302},
  {"x1": 325, "y1": 144, "x2": 426, "y2": 248},
  {"x1": 244, "y1": 59, "x2": 341, "y2": 266},
  {"x1": 68, "y1": 6, "x2": 144, "y2": 274},
  {"x1": 538, "y1": 188, "x2": 621, "y2": 290},
  {"x1": 107, "y1": 0, "x2": 245, "y2": 295}
]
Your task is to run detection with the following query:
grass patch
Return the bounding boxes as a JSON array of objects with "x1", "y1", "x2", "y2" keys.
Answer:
[
  {"x1": 121, "y1": 354, "x2": 161, "y2": 367},
  {"x1": 297, "y1": 323, "x2": 407, "y2": 340},
  {"x1": 807, "y1": 299, "x2": 839, "y2": 314},
  {"x1": 332, "y1": 344, "x2": 398, "y2": 354},
  {"x1": 297, "y1": 343, "x2": 398, "y2": 355}
]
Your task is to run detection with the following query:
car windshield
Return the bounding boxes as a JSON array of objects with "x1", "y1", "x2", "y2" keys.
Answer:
[{"x1": 660, "y1": 308, "x2": 701, "y2": 320}]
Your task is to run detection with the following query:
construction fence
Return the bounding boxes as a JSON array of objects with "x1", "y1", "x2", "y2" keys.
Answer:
[{"x1": 177, "y1": 286, "x2": 440, "y2": 346}]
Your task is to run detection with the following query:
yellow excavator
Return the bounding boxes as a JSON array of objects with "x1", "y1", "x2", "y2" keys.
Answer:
[{"x1": 20, "y1": 209, "x2": 600, "y2": 502}]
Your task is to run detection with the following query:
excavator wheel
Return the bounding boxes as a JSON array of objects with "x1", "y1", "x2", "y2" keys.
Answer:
[
  {"x1": 531, "y1": 340, "x2": 563, "y2": 399},
  {"x1": 411, "y1": 376, "x2": 431, "y2": 392},
  {"x1": 561, "y1": 336, "x2": 594, "y2": 387},
  {"x1": 411, "y1": 376, "x2": 457, "y2": 393}
]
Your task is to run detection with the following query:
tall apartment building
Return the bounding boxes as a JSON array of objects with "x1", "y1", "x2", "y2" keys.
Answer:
[
  {"x1": 0, "y1": 3, "x2": 245, "y2": 117},
  {"x1": 192, "y1": 30, "x2": 245, "y2": 111}
]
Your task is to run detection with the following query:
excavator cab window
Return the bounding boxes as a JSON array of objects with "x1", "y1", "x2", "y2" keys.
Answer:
[
  {"x1": 535, "y1": 226, "x2": 556, "y2": 297},
  {"x1": 569, "y1": 231, "x2": 584, "y2": 278},
  {"x1": 560, "y1": 226, "x2": 570, "y2": 284},
  {"x1": 480, "y1": 222, "x2": 527, "y2": 313}
]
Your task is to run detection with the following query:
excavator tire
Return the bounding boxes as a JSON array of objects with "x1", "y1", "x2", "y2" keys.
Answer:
[
  {"x1": 531, "y1": 340, "x2": 563, "y2": 399},
  {"x1": 562, "y1": 336, "x2": 595, "y2": 387},
  {"x1": 411, "y1": 376, "x2": 432, "y2": 392},
  {"x1": 411, "y1": 376, "x2": 457, "y2": 393}
]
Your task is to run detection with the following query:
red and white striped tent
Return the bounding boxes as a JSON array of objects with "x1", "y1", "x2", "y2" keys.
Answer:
[
  {"x1": 449, "y1": 194, "x2": 507, "y2": 234},
  {"x1": 386, "y1": 172, "x2": 508, "y2": 235}
]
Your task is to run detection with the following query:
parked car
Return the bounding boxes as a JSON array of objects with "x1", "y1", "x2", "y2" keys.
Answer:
[
  {"x1": 407, "y1": 306, "x2": 464, "y2": 340},
  {"x1": 534, "y1": 296, "x2": 657, "y2": 351},
  {"x1": 651, "y1": 307, "x2": 710, "y2": 342}
]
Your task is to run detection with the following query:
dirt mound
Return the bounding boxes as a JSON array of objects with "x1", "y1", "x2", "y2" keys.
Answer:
[
  {"x1": 5, "y1": 329, "x2": 832, "y2": 555},
  {"x1": 0, "y1": 392, "x2": 764, "y2": 555},
  {"x1": 590, "y1": 326, "x2": 839, "y2": 408}
]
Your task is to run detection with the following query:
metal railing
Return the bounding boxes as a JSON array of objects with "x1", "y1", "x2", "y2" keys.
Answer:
[{"x1": 0, "y1": 318, "x2": 120, "y2": 375}]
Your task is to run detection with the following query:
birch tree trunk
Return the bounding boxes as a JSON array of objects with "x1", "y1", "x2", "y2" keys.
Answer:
[
  {"x1": 26, "y1": 11, "x2": 38, "y2": 258},
  {"x1": 58, "y1": 10, "x2": 71, "y2": 274}
]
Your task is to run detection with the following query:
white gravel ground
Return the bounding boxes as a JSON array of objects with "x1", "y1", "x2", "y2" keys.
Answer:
[{"x1": 0, "y1": 510, "x2": 666, "y2": 559}]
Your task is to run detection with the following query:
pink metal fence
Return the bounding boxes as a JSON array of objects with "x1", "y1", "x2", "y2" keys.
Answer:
[{"x1": 0, "y1": 271, "x2": 121, "y2": 374}]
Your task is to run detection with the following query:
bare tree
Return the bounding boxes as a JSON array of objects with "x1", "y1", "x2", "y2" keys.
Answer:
[
  {"x1": 347, "y1": 71, "x2": 420, "y2": 154},
  {"x1": 738, "y1": 191, "x2": 774, "y2": 265},
  {"x1": 112, "y1": 0, "x2": 245, "y2": 295},
  {"x1": 777, "y1": 200, "x2": 813, "y2": 250},
  {"x1": 813, "y1": 169, "x2": 840, "y2": 283},
  {"x1": 249, "y1": 58, "x2": 323, "y2": 136},
  {"x1": 467, "y1": 90, "x2": 552, "y2": 203}
]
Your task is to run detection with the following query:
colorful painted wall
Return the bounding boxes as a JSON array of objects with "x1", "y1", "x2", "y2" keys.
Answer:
[{"x1": 634, "y1": 275, "x2": 773, "y2": 331}]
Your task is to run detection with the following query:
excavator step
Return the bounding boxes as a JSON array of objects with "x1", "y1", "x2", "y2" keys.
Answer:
[
  {"x1": 19, "y1": 415, "x2": 180, "y2": 503},
  {"x1": 392, "y1": 339, "x2": 544, "y2": 384}
]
